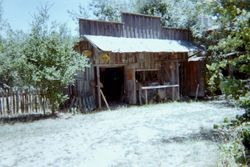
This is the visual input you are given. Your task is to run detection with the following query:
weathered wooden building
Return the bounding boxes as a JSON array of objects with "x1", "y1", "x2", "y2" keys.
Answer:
[{"x1": 72, "y1": 12, "x2": 205, "y2": 111}]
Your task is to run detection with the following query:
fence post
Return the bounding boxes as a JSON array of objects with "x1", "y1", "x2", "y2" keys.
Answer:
[
  {"x1": 21, "y1": 90, "x2": 24, "y2": 113},
  {"x1": 34, "y1": 89, "x2": 38, "y2": 113},
  {"x1": 6, "y1": 89, "x2": 10, "y2": 114},
  {"x1": 0, "y1": 91, "x2": 2, "y2": 115},
  {"x1": 16, "y1": 90, "x2": 19, "y2": 114},
  {"x1": 25, "y1": 89, "x2": 28, "y2": 113},
  {"x1": 0, "y1": 88, "x2": 52, "y2": 117},
  {"x1": 12, "y1": 89, "x2": 15, "y2": 115}
]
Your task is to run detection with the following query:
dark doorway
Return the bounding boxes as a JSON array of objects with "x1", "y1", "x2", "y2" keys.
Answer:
[{"x1": 100, "y1": 67, "x2": 124, "y2": 104}]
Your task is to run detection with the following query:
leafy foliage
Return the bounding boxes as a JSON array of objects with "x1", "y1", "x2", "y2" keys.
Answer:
[
  {"x1": 135, "y1": 0, "x2": 213, "y2": 35},
  {"x1": 69, "y1": 0, "x2": 131, "y2": 22},
  {"x1": 206, "y1": 0, "x2": 250, "y2": 165},
  {"x1": 72, "y1": 0, "x2": 211, "y2": 35},
  {"x1": 0, "y1": 4, "x2": 88, "y2": 113},
  {"x1": 206, "y1": 0, "x2": 250, "y2": 104},
  {"x1": 0, "y1": 30, "x2": 25, "y2": 86},
  {"x1": 18, "y1": 6, "x2": 88, "y2": 113},
  {"x1": 89, "y1": 0, "x2": 121, "y2": 21},
  {"x1": 0, "y1": 1, "x2": 24, "y2": 86}
]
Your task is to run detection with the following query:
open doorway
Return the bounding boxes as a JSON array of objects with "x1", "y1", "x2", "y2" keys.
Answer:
[{"x1": 100, "y1": 67, "x2": 125, "y2": 105}]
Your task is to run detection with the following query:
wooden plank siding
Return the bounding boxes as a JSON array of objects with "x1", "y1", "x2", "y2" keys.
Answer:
[
  {"x1": 121, "y1": 12, "x2": 162, "y2": 39},
  {"x1": 161, "y1": 28, "x2": 192, "y2": 41},
  {"x1": 79, "y1": 19, "x2": 124, "y2": 37},
  {"x1": 180, "y1": 61, "x2": 205, "y2": 97},
  {"x1": 94, "y1": 52, "x2": 185, "y2": 105},
  {"x1": 72, "y1": 12, "x2": 205, "y2": 110},
  {"x1": 79, "y1": 12, "x2": 191, "y2": 41}
]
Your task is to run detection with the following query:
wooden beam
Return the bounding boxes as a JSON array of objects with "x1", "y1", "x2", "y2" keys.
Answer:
[
  {"x1": 96, "y1": 66, "x2": 102, "y2": 109},
  {"x1": 141, "y1": 84, "x2": 179, "y2": 90},
  {"x1": 136, "y1": 68, "x2": 160, "y2": 72},
  {"x1": 195, "y1": 84, "x2": 200, "y2": 101},
  {"x1": 94, "y1": 64, "x2": 126, "y2": 68},
  {"x1": 171, "y1": 62, "x2": 175, "y2": 100},
  {"x1": 176, "y1": 61, "x2": 180, "y2": 100},
  {"x1": 100, "y1": 89, "x2": 110, "y2": 110},
  {"x1": 145, "y1": 89, "x2": 148, "y2": 104},
  {"x1": 132, "y1": 68, "x2": 137, "y2": 104},
  {"x1": 139, "y1": 86, "x2": 142, "y2": 105}
]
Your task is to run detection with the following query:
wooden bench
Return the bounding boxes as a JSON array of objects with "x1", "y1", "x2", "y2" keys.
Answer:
[{"x1": 140, "y1": 84, "x2": 179, "y2": 104}]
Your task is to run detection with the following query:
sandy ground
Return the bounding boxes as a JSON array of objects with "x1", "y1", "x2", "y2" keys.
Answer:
[{"x1": 0, "y1": 101, "x2": 244, "y2": 167}]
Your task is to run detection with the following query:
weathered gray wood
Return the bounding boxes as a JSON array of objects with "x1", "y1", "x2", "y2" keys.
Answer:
[
  {"x1": 176, "y1": 61, "x2": 180, "y2": 100},
  {"x1": 6, "y1": 89, "x2": 10, "y2": 114},
  {"x1": 171, "y1": 62, "x2": 176, "y2": 100},
  {"x1": 75, "y1": 12, "x2": 204, "y2": 108},
  {"x1": 136, "y1": 69, "x2": 160, "y2": 72},
  {"x1": 139, "y1": 86, "x2": 142, "y2": 105},
  {"x1": 96, "y1": 66, "x2": 102, "y2": 109},
  {"x1": 94, "y1": 64, "x2": 126, "y2": 67},
  {"x1": 0, "y1": 92, "x2": 2, "y2": 115},
  {"x1": 80, "y1": 13, "x2": 191, "y2": 40},
  {"x1": 0, "y1": 89, "x2": 52, "y2": 117},
  {"x1": 195, "y1": 84, "x2": 200, "y2": 101},
  {"x1": 100, "y1": 89, "x2": 110, "y2": 110},
  {"x1": 12, "y1": 91, "x2": 15, "y2": 114},
  {"x1": 141, "y1": 84, "x2": 179, "y2": 90}
]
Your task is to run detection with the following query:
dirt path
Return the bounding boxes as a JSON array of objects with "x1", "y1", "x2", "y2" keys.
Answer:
[{"x1": 0, "y1": 101, "x2": 244, "y2": 167}]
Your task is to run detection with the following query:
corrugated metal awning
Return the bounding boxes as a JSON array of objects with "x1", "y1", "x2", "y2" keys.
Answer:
[{"x1": 83, "y1": 35, "x2": 200, "y2": 53}]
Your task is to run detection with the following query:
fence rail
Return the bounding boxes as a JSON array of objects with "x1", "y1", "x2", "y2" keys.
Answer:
[{"x1": 0, "y1": 89, "x2": 51, "y2": 117}]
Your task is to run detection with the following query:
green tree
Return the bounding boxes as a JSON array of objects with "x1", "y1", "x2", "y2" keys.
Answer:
[
  {"x1": 205, "y1": 2, "x2": 250, "y2": 163},
  {"x1": 0, "y1": 30, "x2": 26, "y2": 86},
  {"x1": 206, "y1": 0, "x2": 250, "y2": 108},
  {"x1": 70, "y1": 0, "x2": 211, "y2": 35},
  {"x1": 0, "y1": 0, "x2": 4, "y2": 36},
  {"x1": 69, "y1": 0, "x2": 131, "y2": 22},
  {"x1": 135, "y1": 0, "x2": 209, "y2": 29},
  {"x1": 89, "y1": 0, "x2": 121, "y2": 21},
  {"x1": 16, "y1": 5, "x2": 88, "y2": 113},
  {"x1": 0, "y1": 0, "x2": 24, "y2": 86}
]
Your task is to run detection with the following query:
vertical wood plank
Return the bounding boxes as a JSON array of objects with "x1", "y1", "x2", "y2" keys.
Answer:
[
  {"x1": 145, "y1": 89, "x2": 148, "y2": 104},
  {"x1": 12, "y1": 90, "x2": 15, "y2": 115},
  {"x1": 171, "y1": 62, "x2": 175, "y2": 100},
  {"x1": 0, "y1": 91, "x2": 2, "y2": 115},
  {"x1": 6, "y1": 89, "x2": 10, "y2": 114},
  {"x1": 96, "y1": 66, "x2": 101, "y2": 109},
  {"x1": 176, "y1": 61, "x2": 180, "y2": 100}
]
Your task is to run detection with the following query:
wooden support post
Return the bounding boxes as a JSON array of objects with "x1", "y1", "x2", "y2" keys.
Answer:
[
  {"x1": 195, "y1": 84, "x2": 200, "y2": 101},
  {"x1": 100, "y1": 89, "x2": 110, "y2": 110},
  {"x1": 145, "y1": 89, "x2": 148, "y2": 104},
  {"x1": 0, "y1": 92, "x2": 2, "y2": 115},
  {"x1": 12, "y1": 90, "x2": 15, "y2": 115},
  {"x1": 125, "y1": 65, "x2": 137, "y2": 105},
  {"x1": 6, "y1": 89, "x2": 10, "y2": 114},
  {"x1": 171, "y1": 63, "x2": 175, "y2": 100},
  {"x1": 34, "y1": 91, "x2": 38, "y2": 113},
  {"x1": 132, "y1": 68, "x2": 137, "y2": 104},
  {"x1": 96, "y1": 66, "x2": 102, "y2": 109},
  {"x1": 176, "y1": 61, "x2": 180, "y2": 100},
  {"x1": 16, "y1": 90, "x2": 19, "y2": 114},
  {"x1": 139, "y1": 86, "x2": 142, "y2": 105}
]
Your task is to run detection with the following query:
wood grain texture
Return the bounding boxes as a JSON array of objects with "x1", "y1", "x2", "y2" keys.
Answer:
[{"x1": 79, "y1": 13, "x2": 191, "y2": 41}]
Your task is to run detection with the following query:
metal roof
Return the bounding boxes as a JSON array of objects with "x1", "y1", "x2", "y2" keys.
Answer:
[{"x1": 84, "y1": 35, "x2": 199, "y2": 53}]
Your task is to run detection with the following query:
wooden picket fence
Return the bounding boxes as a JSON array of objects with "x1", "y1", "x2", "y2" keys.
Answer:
[{"x1": 0, "y1": 88, "x2": 51, "y2": 117}]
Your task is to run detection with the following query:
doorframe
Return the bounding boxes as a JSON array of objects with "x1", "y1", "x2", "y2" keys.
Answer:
[{"x1": 95, "y1": 64, "x2": 125, "y2": 109}]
